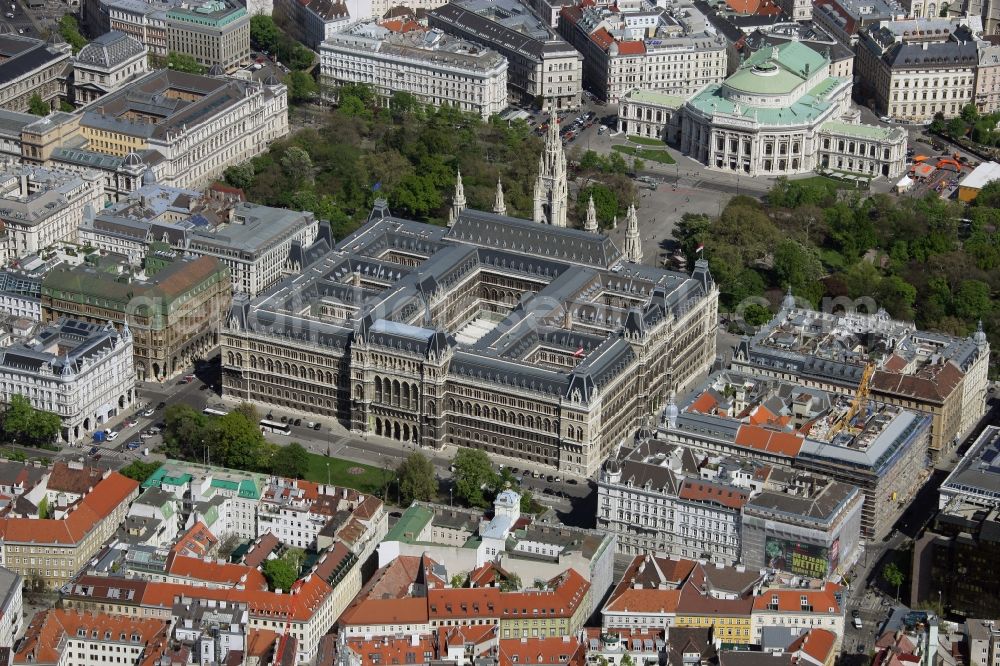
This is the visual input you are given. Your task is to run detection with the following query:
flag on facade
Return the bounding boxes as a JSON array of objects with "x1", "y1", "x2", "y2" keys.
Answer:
[
  {"x1": 695, "y1": 243, "x2": 704, "y2": 253},
  {"x1": 574, "y1": 346, "x2": 585, "y2": 358}
]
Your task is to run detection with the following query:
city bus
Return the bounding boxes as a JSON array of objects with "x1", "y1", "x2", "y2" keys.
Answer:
[
  {"x1": 259, "y1": 419, "x2": 291, "y2": 436},
  {"x1": 203, "y1": 406, "x2": 228, "y2": 417}
]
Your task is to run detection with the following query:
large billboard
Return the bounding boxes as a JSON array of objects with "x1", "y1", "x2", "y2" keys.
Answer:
[{"x1": 765, "y1": 536, "x2": 839, "y2": 578}]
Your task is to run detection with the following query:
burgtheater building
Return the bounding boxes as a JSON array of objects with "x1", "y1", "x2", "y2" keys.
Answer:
[
  {"x1": 620, "y1": 41, "x2": 908, "y2": 179},
  {"x1": 681, "y1": 41, "x2": 907, "y2": 177},
  {"x1": 221, "y1": 131, "x2": 719, "y2": 477}
]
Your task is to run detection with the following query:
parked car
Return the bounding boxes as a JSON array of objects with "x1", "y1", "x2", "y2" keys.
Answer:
[
  {"x1": 156, "y1": 401, "x2": 166, "y2": 410},
  {"x1": 126, "y1": 440, "x2": 141, "y2": 450},
  {"x1": 293, "y1": 418, "x2": 302, "y2": 427},
  {"x1": 141, "y1": 408, "x2": 155, "y2": 417},
  {"x1": 105, "y1": 430, "x2": 119, "y2": 441},
  {"x1": 312, "y1": 422, "x2": 321, "y2": 431},
  {"x1": 140, "y1": 430, "x2": 155, "y2": 440},
  {"x1": 280, "y1": 415, "x2": 288, "y2": 423}
]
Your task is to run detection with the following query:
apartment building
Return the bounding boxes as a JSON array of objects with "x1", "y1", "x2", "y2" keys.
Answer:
[
  {"x1": 558, "y1": 0, "x2": 727, "y2": 102},
  {"x1": 41, "y1": 256, "x2": 231, "y2": 382},
  {"x1": 731, "y1": 303, "x2": 990, "y2": 463},
  {"x1": 855, "y1": 18, "x2": 979, "y2": 122},
  {"x1": 0, "y1": 319, "x2": 135, "y2": 443},
  {"x1": 13, "y1": 609, "x2": 169, "y2": 666},
  {"x1": 165, "y1": 0, "x2": 250, "y2": 72},
  {"x1": 320, "y1": 22, "x2": 509, "y2": 120},
  {"x1": 428, "y1": 0, "x2": 583, "y2": 109},
  {"x1": 0, "y1": 471, "x2": 139, "y2": 588},
  {"x1": 0, "y1": 162, "x2": 105, "y2": 260},
  {"x1": 274, "y1": 0, "x2": 351, "y2": 50}
]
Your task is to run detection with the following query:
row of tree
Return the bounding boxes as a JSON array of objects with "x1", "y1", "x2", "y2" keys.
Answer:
[
  {"x1": 673, "y1": 177, "x2": 1000, "y2": 373},
  {"x1": 161, "y1": 404, "x2": 310, "y2": 479},
  {"x1": 2, "y1": 395, "x2": 61, "y2": 448},
  {"x1": 396, "y1": 448, "x2": 540, "y2": 514}
]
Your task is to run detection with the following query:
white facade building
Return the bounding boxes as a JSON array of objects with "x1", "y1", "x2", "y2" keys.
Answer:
[
  {"x1": 558, "y1": 1, "x2": 727, "y2": 102},
  {"x1": 0, "y1": 319, "x2": 135, "y2": 443},
  {"x1": 679, "y1": 41, "x2": 907, "y2": 178},
  {"x1": 275, "y1": 0, "x2": 352, "y2": 50},
  {"x1": 0, "y1": 164, "x2": 105, "y2": 260},
  {"x1": 72, "y1": 31, "x2": 150, "y2": 106},
  {"x1": 598, "y1": 441, "x2": 746, "y2": 563},
  {"x1": 321, "y1": 22, "x2": 509, "y2": 119},
  {"x1": 855, "y1": 18, "x2": 980, "y2": 122},
  {"x1": 0, "y1": 566, "x2": 22, "y2": 649}
]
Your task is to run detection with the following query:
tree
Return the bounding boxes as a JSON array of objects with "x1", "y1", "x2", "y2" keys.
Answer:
[
  {"x1": 742, "y1": 303, "x2": 773, "y2": 328},
  {"x1": 38, "y1": 496, "x2": 49, "y2": 519},
  {"x1": 271, "y1": 442, "x2": 309, "y2": 479},
  {"x1": 4, "y1": 395, "x2": 35, "y2": 441},
  {"x1": 452, "y1": 448, "x2": 495, "y2": 508},
  {"x1": 621, "y1": 654, "x2": 635, "y2": 666},
  {"x1": 27, "y1": 94, "x2": 49, "y2": 116},
  {"x1": 954, "y1": 279, "x2": 992, "y2": 320},
  {"x1": 120, "y1": 460, "x2": 161, "y2": 483},
  {"x1": 450, "y1": 574, "x2": 466, "y2": 588},
  {"x1": 576, "y1": 184, "x2": 618, "y2": 227},
  {"x1": 250, "y1": 14, "x2": 281, "y2": 54},
  {"x1": 32, "y1": 410, "x2": 61, "y2": 446},
  {"x1": 389, "y1": 91, "x2": 420, "y2": 118},
  {"x1": 58, "y1": 14, "x2": 88, "y2": 52},
  {"x1": 262, "y1": 558, "x2": 298, "y2": 592},
  {"x1": 499, "y1": 572, "x2": 522, "y2": 592},
  {"x1": 286, "y1": 70, "x2": 317, "y2": 104},
  {"x1": 883, "y1": 562, "x2": 905, "y2": 601},
  {"x1": 397, "y1": 452, "x2": 437, "y2": 506},
  {"x1": 280, "y1": 146, "x2": 313, "y2": 185},
  {"x1": 166, "y1": 51, "x2": 205, "y2": 74},
  {"x1": 224, "y1": 163, "x2": 255, "y2": 190},
  {"x1": 947, "y1": 116, "x2": 968, "y2": 139},
  {"x1": 234, "y1": 402, "x2": 259, "y2": 424},
  {"x1": 773, "y1": 239, "x2": 822, "y2": 294},
  {"x1": 217, "y1": 533, "x2": 242, "y2": 560}
]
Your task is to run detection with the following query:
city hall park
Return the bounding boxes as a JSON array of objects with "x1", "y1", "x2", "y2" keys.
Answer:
[
  {"x1": 302, "y1": 451, "x2": 395, "y2": 496},
  {"x1": 613, "y1": 136, "x2": 677, "y2": 165}
]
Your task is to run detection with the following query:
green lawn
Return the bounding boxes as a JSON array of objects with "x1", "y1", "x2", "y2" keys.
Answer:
[
  {"x1": 303, "y1": 452, "x2": 394, "y2": 495},
  {"x1": 627, "y1": 135, "x2": 666, "y2": 146},
  {"x1": 613, "y1": 144, "x2": 677, "y2": 164},
  {"x1": 788, "y1": 176, "x2": 844, "y2": 189}
]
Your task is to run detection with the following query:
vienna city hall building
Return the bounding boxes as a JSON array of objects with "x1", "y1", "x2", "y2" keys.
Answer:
[{"x1": 221, "y1": 129, "x2": 718, "y2": 477}]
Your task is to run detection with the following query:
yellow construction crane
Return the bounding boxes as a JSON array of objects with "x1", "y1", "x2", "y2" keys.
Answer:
[{"x1": 828, "y1": 361, "x2": 876, "y2": 438}]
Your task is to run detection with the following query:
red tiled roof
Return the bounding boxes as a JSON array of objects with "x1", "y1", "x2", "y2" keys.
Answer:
[
  {"x1": 603, "y1": 555, "x2": 694, "y2": 614},
  {"x1": 171, "y1": 521, "x2": 218, "y2": 558},
  {"x1": 616, "y1": 40, "x2": 645, "y2": 55},
  {"x1": 734, "y1": 425, "x2": 804, "y2": 457},
  {"x1": 0, "y1": 472, "x2": 137, "y2": 546},
  {"x1": 871, "y1": 361, "x2": 963, "y2": 403},
  {"x1": 167, "y1": 554, "x2": 268, "y2": 590},
  {"x1": 343, "y1": 634, "x2": 437, "y2": 666},
  {"x1": 591, "y1": 27, "x2": 614, "y2": 49},
  {"x1": 498, "y1": 637, "x2": 586, "y2": 666},
  {"x1": 15, "y1": 610, "x2": 168, "y2": 666},
  {"x1": 789, "y1": 628, "x2": 837, "y2": 664},
  {"x1": 753, "y1": 584, "x2": 842, "y2": 613},
  {"x1": 679, "y1": 480, "x2": 749, "y2": 510},
  {"x1": 688, "y1": 392, "x2": 718, "y2": 414},
  {"x1": 499, "y1": 569, "x2": 590, "y2": 619}
]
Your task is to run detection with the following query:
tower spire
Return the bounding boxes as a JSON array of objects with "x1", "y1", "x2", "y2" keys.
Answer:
[
  {"x1": 493, "y1": 177, "x2": 506, "y2": 216},
  {"x1": 533, "y1": 102, "x2": 568, "y2": 227},
  {"x1": 448, "y1": 169, "x2": 466, "y2": 227},
  {"x1": 624, "y1": 202, "x2": 642, "y2": 264},
  {"x1": 584, "y1": 194, "x2": 598, "y2": 233}
]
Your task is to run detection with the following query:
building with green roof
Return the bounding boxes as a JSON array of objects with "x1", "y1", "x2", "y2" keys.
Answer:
[
  {"x1": 165, "y1": 0, "x2": 250, "y2": 73},
  {"x1": 618, "y1": 41, "x2": 907, "y2": 178}
]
